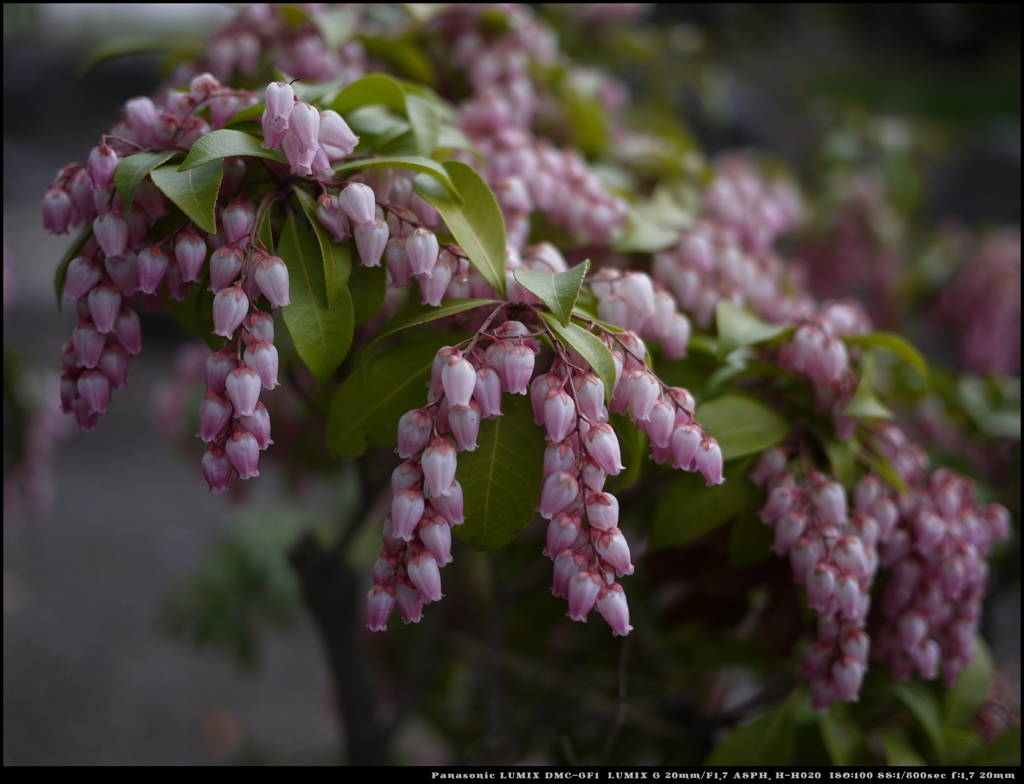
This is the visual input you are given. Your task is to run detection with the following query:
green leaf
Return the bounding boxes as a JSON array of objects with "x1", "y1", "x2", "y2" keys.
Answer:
[
  {"x1": 277, "y1": 215, "x2": 354, "y2": 387},
  {"x1": 331, "y1": 155, "x2": 459, "y2": 197},
  {"x1": 818, "y1": 703, "x2": 865, "y2": 765},
  {"x1": 404, "y1": 92, "x2": 440, "y2": 158},
  {"x1": 178, "y1": 129, "x2": 287, "y2": 172},
  {"x1": 880, "y1": 729, "x2": 926, "y2": 766},
  {"x1": 821, "y1": 435, "x2": 857, "y2": 488},
  {"x1": 348, "y1": 264, "x2": 387, "y2": 326},
  {"x1": 843, "y1": 377, "x2": 895, "y2": 419},
  {"x1": 707, "y1": 699, "x2": 794, "y2": 765},
  {"x1": 257, "y1": 207, "x2": 274, "y2": 255},
  {"x1": 944, "y1": 728, "x2": 982, "y2": 763},
  {"x1": 651, "y1": 464, "x2": 761, "y2": 550},
  {"x1": 694, "y1": 395, "x2": 790, "y2": 461},
  {"x1": 609, "y1": 413, "x2": 645, "y2": 492},
  {"x1": 728, "y1": 508, "x2": 773, "y2": 567},
  {"x1": 413, "y1": 161, "x2": 507, "y2": 297},
  {"x1": 845, "y1": 331, "x2": 928, "y2": 386},
  {"x1": 358, "y1": 35, "x2": 437, "y2": 87},
  {"x1": 540, "y1": 313, "x2": 617, "y2": 404},
  {"x1": 225, "y1": 103, "x2": 265, "y2": 128},
  {"x1": 967, "y1": 725, "x2": 1021, "y2": 765},
  {"x1": 514, "y1": 260, "x2": 589, "y2": 327},
  {"x1": 292, "y1": 186, "x2": 351, "y2": 308},
  {"x1": 53, "y1": 226, "x2": 94, "y2": 313},
  {"x1": 944, "y1": 636, "x2": 993, "y2": 730},
  {"x1": 715, "y1": 300, "x2": 790, "y2": 359},
  {"x1": 113, "y1": 151, "x2": 178, "y2": 209},
  {"x1": 456, "y1": 394, "x2": 547, "y2": 551},
  {"x1": 891, "y1": 681, "x2": 947, "y2": 762},
  {"x1": 330, "y1": 73, "x2": 407, "y2": 115},
  {"x1": 360, "y1": 298, "x2": 500, "y2": 374},
  {"x1": 312, "y1": 7, "x2": 357, "y2": 50},
  {"x1": 80, "y1": 34, "x2": 204, "y2": 74},
  {"x1": 150, "y1": 161, "x2": 224, "y2": 234},
  {"x1": 327, "y1": 334, "x2": 460, "y2": 459},
  {"x1": 612, "y1": 209, "x2": 680, "y2": 254},
  {"x1": 852, "y1": 438, "x2": 908, "y2": 494}
]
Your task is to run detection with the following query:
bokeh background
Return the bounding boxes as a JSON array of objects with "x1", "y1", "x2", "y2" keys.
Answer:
[{"x1": 3, "y1": 3, "x2": 1020, "y2": 765}]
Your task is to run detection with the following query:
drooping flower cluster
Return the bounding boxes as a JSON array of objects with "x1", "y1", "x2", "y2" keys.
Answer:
[
  {"x1": 588, "y1": 268, "x2": 692, "y2": 360},
  {"x1": 751, "y1": 451, "x2": 877, "y2": 710},
  {"x1": 865, "y1": 424, "x2": 1011, "y2": 686}
]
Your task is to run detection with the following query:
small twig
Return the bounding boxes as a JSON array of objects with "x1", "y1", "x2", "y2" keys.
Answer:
[{"x1": 597, "y1": 636, "x2": 633, "y2": 764}]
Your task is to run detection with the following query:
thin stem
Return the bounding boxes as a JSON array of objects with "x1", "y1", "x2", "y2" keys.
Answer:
[{"x1": 597, "y1": 636, "x2": 633, "y2": 764}]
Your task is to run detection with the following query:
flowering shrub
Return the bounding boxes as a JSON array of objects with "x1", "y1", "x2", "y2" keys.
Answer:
[{"x1": 37, "y1": 3, "x2": 1017, "y2": 766}]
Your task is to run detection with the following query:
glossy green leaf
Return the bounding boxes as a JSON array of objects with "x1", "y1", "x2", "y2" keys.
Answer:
[
  {"x1": 360, "y1": 298, "x2": 500, "y2": 374},
  {"x1": 881, "y1": 729, "x2": 926, "y2": 766},
  {"x1": 843, "y1": 377, "x2": 894, "y2": 419},
  {"x1": 852, "y1": 438, "x2": 908, "y2": 494},
  {"x1": 225, "y1": 103, "x2": 265, "y2": 128},
  {"x1": 540, "y1": 313, "x2": 617, "y2": 403},
  {"x1": 707, "y1": 699, "x2": 794, "y2": 765},
  {"x1": 514, "y1": 260, "x2": 589, "y2": 327},
  {"x1": 179, "y1": 129, "x2": 287, "y2": 172},
  {"x1": 257, "y1": 207, "x2": 274, "y2": 255},
  {"x1": 53, "y1": 226, "x2": 94, "y2": 313},
  {"x1": 292, "y1": 186, "x2": 351, "y2": 307},
  {"x1": 967, "y1": 725, "x2": 1021, "y2": 766},
  {"x1": 891, "y1": 681, "x2": 947, "y2": 762},
  {"x1": 348, "y1": 264, "x2": 387, "y2": 326},
  {"x1": 330, "y1": 73, "x2": 407, "y2": 115},
  {"x1": 694, "y1": 395, "x2": 790, "y2": 461},
  {"x1": 456, "y1": 394, "x2": 547, "y2": 551},
  {"x1": 944, "y1": 636, "x2": 994, "y2": 730},
  {"x1": 358, "y1": 35, "x2": 437, "y2": 87},
  {"x1": 113, "y1": 151, "x2": 178, "y2": 209},
  {"x1": 331, "y1": 155, "x2": 458, "y2": 197},
  {"x1": 277, "y1": 215, "x2": 354, "y2": 387},
  {"x1": 716, "y1": 300, "x2": 790, "y2": 359},
  {"x1": 845, "y1": 331, "x2": 928, "y2": 386},
  {"x1": 150, "y1": 161, "x2": 224, "y2": 234},
  {"x1": 80, "y1": 35, "x2": 203, "y2": 74},
  {"x1": 818, "y1": 703, "x2": 865, "y2": 766},
  {"x1": 821, "y1": 435, "x2": 857, "y2": 488},
  {"x1": 728, "y1": 508, "x2": 773, "y2": 567},
  {"x1": 327, "y1": 334, "x2": 460, "y2": 459},
  {"x1": 404, "y1": 92, "x2": 440, "y2": 158},
  {"x1": 651, "y1": 464, "x2": 761, "y2": 550},
  {"x1": 413, "y1": 162, "x2": 507, "y2": 297}
]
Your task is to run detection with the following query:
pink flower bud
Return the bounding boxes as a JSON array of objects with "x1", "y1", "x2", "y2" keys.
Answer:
[
  {"x1": 586, "y1": 491, "x2": 620, "y2": 531},
  {"x1": 422, "y1": 436, "x2": 458, "y2": 497},
  {"x1": 595, "y1": 527, "x2": 634, "y2": 576},
  {"x1": 834, "y1": 572, "x2": 861, "y2": 619},
  {"x1": 135, "y1": 246, "x2": 168, "y2": 295},
  {"x1": 540, "y1": 471, "x2": 580, "y2": 520},
  {"x1": 789, "y1": 535, "x2": 824, "y2": 582},
  {"x1": 338, "y1": 182, "x2": 376, "y2": 226},
  {"x1": 113, "y1": 308, "x2": 142, "y2": 355},
  {"x1": 243, "y1": 340, "x2": 279, "y2": 390},
  {"x1": 83, "y1": 284, "x2": 121, "y2": 335},
  {"x1": 417, "y1": 260, "x2": 451, "y2": 307},
  {"x1": 646, "y1": 401, "x2": 675, "y2": 449},
  {"x1": 544, "y1": 439, "x2": 577, "y2": 478},
  {"x1": 88, "y1": 144, "x2": 119, "y2": 190},
  {"x1": 407, "y1": 551, "x2": 443, "y2": 603},
  {"x1": 772, "y1": 510, "x2": 807, "y2": 555},
  {"x1": 43, "y1": 187, "x2": 73, "y2": 234},
  {"x1": 833, "y1": 536, "x2": 869, "y2": 579},
  {"x1": 831, "y1": 657, "x2": 864, "y2": 702},
  {"x1": 897, "y1": 612, "x2": 928, "y2": 653},
  {"x1": 198, "y1": 392, "x2": 233, "y2": 442},
  {"x1": 396, "y1": 408, "x2": 433, "y2": 459},
  {"x1": 806, "y1": 563, "x2": 837, "y2": 612},
  {"x1": 355, "y1": 216, "x2": 389, "y2": 268},
  {"x1": 473, "y1": 366, "x2": 503, "y2": 419},
  {"x1": 202, "y1": 445, "x2": 233, "y2": 492},
  {"x1": 226, "y1": 430, "x2": 260, "y2": 479},
  {"x1": 585, "y1": 423, "x2": 624, "y2": 476},
  {"x1": 316, "y1": 194, "x2": 350, "y2": 242},
  {"x1": 251, "y1": 254, "x2": 289, "y2": 309},
  {"x1": 165, "y1": 259, "x2": 187, "y2": 301},
  {"x1": 205, "y1": 349, "x2": 238, "y2": 393},
  {"x1": 366, "y1": 583, "x2": 395, "y2": 631},
  {"x1": 384, "y1": 238, "x2": 411, "y2": 287},
  {"x1": 238, "y1": 402, "x2": 273, "y2": 450},
  {"x1": 543, "y1": 388, "x2": 576, "y2": 443},
  {"x1": 210, "y1": 244, "x2": 245, "y2": 291},
  {"x1": 98, "y1": 345, "x2": 128, "y2": 390},
  {"x1": 620, "y1": 272, "x2": 656, "y2": 317},
  {"x1": 225, "y1": 365, "x2": 261, "y2": 417},
  {"x1": 485, "y1": 340, "x2": 512, "y2": 386},
  {"x1": 262, "y1": 82, "x2": 295, "y2": 149},
  {"x1": 391, "y1": 461, "x2": 423, "y2": 498},
  {"x1": 282, "y1": 130, "x2": 315, "y2": 176},
  {"x1": 441, "y1": 354, "x2": 476, "y2": 408},
  {"x1": 504, "y1": 344, "x2": 535, "y2": 395},
  {"x1": 840, "y1": 628, "x2": 870, "y2": 665},
  {"x1": 431, "y1": 479, "x2": 465, "y2": 526},
  {"x1": 241, "y1": 311, "x2": 274, "y2": 347},
  {"x1": 392, "y1": 488, "x2": 426, "y2": 541},
  {"x1": 221, "y1": 198, "x2": 255, "y2": 244},
  {"x1": 661, "y1": 313, "x2": 691, "y2": 360},
  {"x1": 695, "y1": 439, "x2": 725, "y2": 486},
  {"x1": 103, "y1": 252, "x2": 137, "y2": 297},
  {"x1": 625, "y1": 370, "x2": 659, "y2": 421},
  {"x1": 406, "y1": 228, "x2": 440, "y2": 277},
  {"x1": 77, "y1": 369, "x2": 110, "y2": 414},
  {"x1": 567, "y1": 374, "x2": 601, "y2": 424},
  {"x1": 582, "y1": 459, "x2": 607, "y2": 492},
  {"x1": 213, "y1": 285, "x2": 249, "y2": 337},
  {"x1": 59, "y1": 373, "x2": 76, "y2": 414},
  {"x1": 597, "y1": 583, "x2": 633, "y2": 636},
  {"x1": 318, "y1": 110, "x2": 359, "y2": 159},
  {"x1": 913, "y1": 639, "x2": 940, "y2": 680},
  {"x1": 419, "y1": 515, "x2": 453, "y2": 566},
  {"x1": 811, "y1": 479, "x2": 847, "y2": 526},
  {"x1": 93, "y1": 212, "x2": 128, "y2": 258},
  {"x1": 545, "y1": 514, "x2": 582, "y2": 558},
  {"x1": 396, "y1": 581, "x2": 425, "y2": 625},
  {"x1": 567, "y1": 570, "x2": 603, "y2": 621},
  {"x1": 531, "y1": 373, "x2": 562, "y2": 425},
  {"x1": 73, "y1": 321, "x2": 106, "y2": 369},
  {"x1": 289, "y1": 101, "x2": 320, "y2": 150},
  {"x1": 913, "y1": 511, "x2": 946, "y2": 553},
  {"x1": 64, "y1": 256, "x2": 103, "y2": 301},
  {"x1": 449, "y1": 403, "x2": 481, "y2": 452}
]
